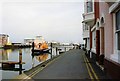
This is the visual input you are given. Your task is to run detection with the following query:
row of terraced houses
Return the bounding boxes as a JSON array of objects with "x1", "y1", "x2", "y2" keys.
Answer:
[{"x1": 82, "y1": 0, "x2": 120, "y2": 79}]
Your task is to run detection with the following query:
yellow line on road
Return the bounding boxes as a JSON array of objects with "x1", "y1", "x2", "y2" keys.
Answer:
[
  {"x1": 85, "y1": 57, "x2": 99, "y2": 80},
  {"x1": 21, "y1": 67, "x2": 44, "y2": 81},
  {"x1": 22, "y1": 54, "x2": 63, "y2": 81},
  {"x1": 83, "y1": 56, "x2": 94, "y2": 80},
  {"x1": 84, "y1": 56, "x2": 100, "y2": 81}
]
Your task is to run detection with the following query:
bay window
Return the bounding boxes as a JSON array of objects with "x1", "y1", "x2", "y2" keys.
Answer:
[
  {"x1": 116, "y1": 10, "x2": 120, "y2": 51},
  {"x1": 86, "y1": 0, "x2": 93, "y2": 13}
]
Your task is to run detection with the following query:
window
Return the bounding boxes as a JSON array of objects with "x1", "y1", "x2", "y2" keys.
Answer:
[
  {"x1": 92, "y1": 30, "x2": 96, "y2": 48},
  {"x1": 101, "y1": 17, "x2": 105, "y2": 24},
  {"x1": 116, "y1": 10, "x2": 120, "y2": 50},
  {"x1": 86, "y1": 0, "x2": 93, "y2": 13},
  {"x1": 118, "y1": 32, "x2": 120, "y2": 50}
]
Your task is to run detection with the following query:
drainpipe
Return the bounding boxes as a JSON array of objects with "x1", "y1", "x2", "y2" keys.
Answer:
[
  {"x1": 96, "y1": 29, "x2": 100, "y2": 62},
  {"x1": 90, "y1": 26, "x2": 92, "y2": 58}
]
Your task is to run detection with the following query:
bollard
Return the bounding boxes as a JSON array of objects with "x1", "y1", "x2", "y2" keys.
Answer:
[
  {"x1": 50, "y1": 43, "x2": 53, "y2": 59},
  {"x1": 90, "y1": 51, "x2": 92, "y2": 58},
  {"x1": 32, "y1": 42, "x2": 34, "y2": 54},
  {"x1": 19, "y1": 49, "x2": 22, "y2": 74},
  {"x1": 31, "y1": 52, "x2": 34, "y2": 68},
  {"x1": 19, "y1": 49, "x2": 22, "y2": 63}
]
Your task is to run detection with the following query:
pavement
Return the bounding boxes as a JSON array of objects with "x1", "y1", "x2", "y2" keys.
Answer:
[{"x1": 9, "y1": 49, "x2": 110, "y2": 81}]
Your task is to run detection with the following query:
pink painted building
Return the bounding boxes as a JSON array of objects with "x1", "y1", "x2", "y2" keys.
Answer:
[
  {"x1": 83, "y1": 0, "x2": 120, "y2": 79},
  {"x1": 102, "y1": 1, "x2": 120, "y2": 79}
]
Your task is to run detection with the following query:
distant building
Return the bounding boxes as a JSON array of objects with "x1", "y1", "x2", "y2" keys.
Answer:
[
  {"x1": 34, "y1": 36, "x2": 46, "y2": 43},
  {"x1": 0, "y1": 34, "x2": 9, "y2": 47},
  {"x1": 24, "y1": 38, "x2": 35, "y2": 45},
  {"x1": 35, "y1": 36, "x2": 45, "y2": 43},
  {"x1": 34, "y1": 36, "x2": 49, "y2": 50}
]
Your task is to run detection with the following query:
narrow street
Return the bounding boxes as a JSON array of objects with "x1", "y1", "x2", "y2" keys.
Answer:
[
  {"x1": 21, "y1": 49, "x2": 108, "y2": 80},
  {"x1": 1, "y1": 0, "x2": 120, "y2": 80}
]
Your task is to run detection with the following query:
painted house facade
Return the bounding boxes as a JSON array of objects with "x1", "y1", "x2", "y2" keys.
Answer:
[
  {"x1": 82, "y1": 0, "x2": 120, "y2": 79},
  {"x1": 82, "y1": 0, "x2": 95, "y2": 54},
  {"x1": 103, "y1": 0, "x2": 120, "y2": 79}
]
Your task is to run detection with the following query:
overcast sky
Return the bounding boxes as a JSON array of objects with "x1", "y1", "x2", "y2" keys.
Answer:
[{"x1": 0, "y1": 0, "x2": 84, "y2": 43}]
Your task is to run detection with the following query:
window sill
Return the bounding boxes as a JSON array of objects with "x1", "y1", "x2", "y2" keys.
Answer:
[
  {"x1": 110, "y1": 51, "x2": 120, "y2": 64},
  {"x1": 83, "y1": 12, "x2": 94, "y2": 16}
]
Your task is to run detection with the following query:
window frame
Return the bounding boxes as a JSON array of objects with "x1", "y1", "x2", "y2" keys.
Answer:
[
  {"x1": 86, "y1": 0, "x2": 93, "y2": 13},
  {"x1": 115, "y1": 10, "x2": 120, "y2": 51},
  {"x1": 92, "y1": 29, "x2": 96, "y2": 49}
]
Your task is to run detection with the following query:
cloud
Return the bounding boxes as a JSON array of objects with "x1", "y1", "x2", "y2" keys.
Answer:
[
  {"x1": 1, "y1": 1, "x2": 84, "y2": 43},
  {"x1": 1, "y1": 0, "x2": 84, "y2": 3}
]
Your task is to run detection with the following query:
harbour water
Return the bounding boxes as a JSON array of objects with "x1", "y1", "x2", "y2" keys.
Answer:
[{"x1": 0, "y1": 46, "x2": 73, "y2": 79}]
